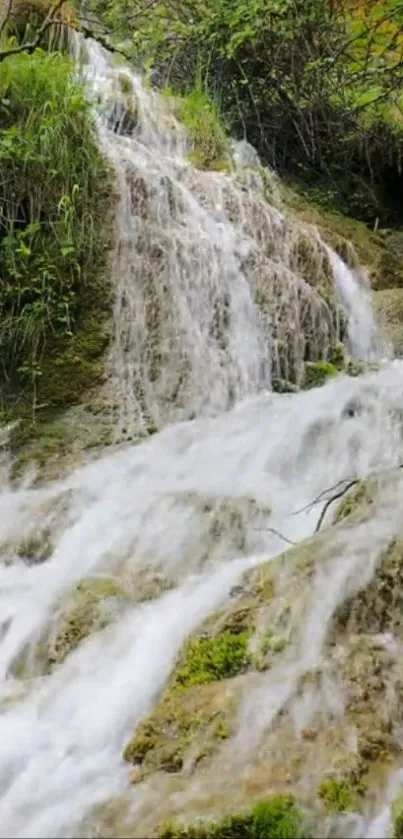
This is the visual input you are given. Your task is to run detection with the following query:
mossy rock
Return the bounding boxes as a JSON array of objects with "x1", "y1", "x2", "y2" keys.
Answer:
[
  {"x1": 291, "y1": 228, "x2": 333, "y2": 290},
  {"x1": 333, "y1": 479, "x2": 377, "y2": 525},
  {"x1": 374, "y1": 288, "x2": 403, "y2": 355},
  {"x1": 325, "y1": 632, "x2": 403, "y2": 777},
  {"x1": 9, "y1": 312, "x2": 113, "y2": 479},
  {"x1": 280, "y1": 184, "x2": 403, "y2": 292},
  {"x1": 123, "y1": 616, "x2": 253, "y2": 774},
  {"x1": 123, "y1": 680, "x2": 236, "y2": 774},
  {"x1": 172, "y1": 631, "x2": 251, "y2": 690},
  {"x1": 11, "y1": 576, "x2": 131, "y2": 678},
  {"x1": 332, "y1": 538, "x2": 403, "y2": 636},
  {"x1": 46, "y1": 577, "x2": 129, "y2": 669},
  {"x1": 10, "y1": 576, "x2": 129, "y2": 678},
  {"x1": 158, "y1": 795, "x2": 308, "y2": 839}
]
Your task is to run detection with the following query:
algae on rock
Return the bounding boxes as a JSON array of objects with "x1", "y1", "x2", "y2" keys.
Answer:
[
  {"x1": 123, "y1": 679, "x2": 237, "y2": 775},
  {"x1": 47, "y1": 577, "x2": 129, "y2": 669},
  {"x1": 11, "y1": 576, "x2": 131, "y2": 679}
]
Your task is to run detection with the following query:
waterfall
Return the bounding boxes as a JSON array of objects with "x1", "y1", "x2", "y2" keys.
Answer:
[
  {"x1": 79, "y1": 39, "x2": 383, "y2": 440},
  {"x1": 0, "y1": 38, "x2": 401, "y2": 839}
]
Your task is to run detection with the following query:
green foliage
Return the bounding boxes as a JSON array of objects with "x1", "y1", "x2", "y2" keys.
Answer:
[
  {"x1": 0, "y1": 49, "x2": 112, "y2": 421},
  {"x1": 392, "y1": 793, "x2": 403, "y2": 839},
  {"x1": 302, "y1": 360, "x2": 337, "y2": 390},
  {"x1": 96, "y1": 0, "x2": 403, "y2": 225},
  {"x1": 172, "y1": 80, "x2": 229, "y2": 170},
  {"x1": 159, "y1": 795, "x2": 308, "y2": 838},
  {"x1": 318, "y1": 778, "x2": 356, "y2": 814},
  {"x1": 172, "y1": 631, "x2": 250, "y2": 689}
]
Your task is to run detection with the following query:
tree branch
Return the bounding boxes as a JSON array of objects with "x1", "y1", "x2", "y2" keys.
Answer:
[
  {"x1": 78, "y1": 23, "x2": 133, "y2": 61},
  {"x1": 0, "y1": 1, "x2": 135, "y2": 64},
  {"x1": 0, "y1": 0, "x2": 13, "y2": 39},
  {"x1": 0, "y1": 0, "x2": 67, "y2": 62},
  {"x1": 251, "y1": 525, "x2": 295, "y2": 546},
  {"x1": 314, "y1": 478, "x2": 359, "y2": 533}
]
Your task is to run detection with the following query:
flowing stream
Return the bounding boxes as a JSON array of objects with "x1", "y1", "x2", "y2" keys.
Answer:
[{"x1": 0, "y1": 38, "x2": 402, "y2": 838}]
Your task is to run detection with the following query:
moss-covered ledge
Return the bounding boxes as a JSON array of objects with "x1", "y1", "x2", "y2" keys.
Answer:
[
  {"x1": 280, "y1": 184, "x2": 403, "y2": 292},
  {"x1": 0, "y1": 46, "x2": 117, "y2": 479}
]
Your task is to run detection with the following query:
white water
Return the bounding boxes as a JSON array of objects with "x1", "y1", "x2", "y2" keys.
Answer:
[
  {"x1": 0, "y1": 38, "x2": 401, "y2": 838},
  {"x1": 328, "y1": 248, "x2": 383, "y2": 361},
  {"x1": 80, "y1": 39, "x2": 385, "y2": 440}
]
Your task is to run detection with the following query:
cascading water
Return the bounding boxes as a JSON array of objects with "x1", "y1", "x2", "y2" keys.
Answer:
[
  {"x1": 0, "y1": 37, "x2": 402, "y2": 839},
  {"x1": 79, "y1": 39, "x2": 385, "y2": 440}
]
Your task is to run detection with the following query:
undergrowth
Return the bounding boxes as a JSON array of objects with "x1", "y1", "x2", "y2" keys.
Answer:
[
  {"x1": 159, "y1": 795, "x2": 308, "y2": 838},
  {"x1": 0, "y1": 48, "x2": 113, "y2": 434},
  {"x1": 166, "y1": 77, "x2": 229, "y2": 170},
  {"x1": 318, "y1": 778, "x2": 357, "y2": 814}
]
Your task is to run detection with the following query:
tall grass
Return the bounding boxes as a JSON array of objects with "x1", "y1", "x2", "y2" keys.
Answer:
[
  {"x1": 164, "y1": 70, "x2": 229, "y2": 170},
  {"x1": 0, "y1": 49, "x2": 113, "y2": 416}
]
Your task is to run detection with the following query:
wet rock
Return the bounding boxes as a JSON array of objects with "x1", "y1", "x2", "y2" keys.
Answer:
[
  {"x1": 272, "y1": 378, "x2": 299, "y2": 394},
  {"x1": 341, "y1": 397, "x2": 362, "y2": 418}
]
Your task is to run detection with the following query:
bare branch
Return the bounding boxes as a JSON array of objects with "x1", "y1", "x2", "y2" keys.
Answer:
[
  {"x1": 0, "y1": 0, "x2": 67, "y2": 62},
  {"x1": 0, "y1": 0, "x2": 135, "y2": 63},
  {"x1": 292, "y1": 477, "x2": 357, "y2": 515},
  {"x1": 0, "y1": 0, "x2": 13, "y2": 39},
  {"x1": 78, "y1": 23, "x2": 133, "y2": 61},
  {"x1": 314, "y1": 479, "x2": 359, "y2": 533},
  {"x1": 312, "y1": 461, "x2": 403, "y2": 534},
  {"x1": 251, "y1": 525, "x2": 295, "y2": 546}
]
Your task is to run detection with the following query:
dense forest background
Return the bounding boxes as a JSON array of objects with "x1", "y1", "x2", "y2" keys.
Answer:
[{"x1": 87, "y1": 0, "x2": 403, "y2": 224}]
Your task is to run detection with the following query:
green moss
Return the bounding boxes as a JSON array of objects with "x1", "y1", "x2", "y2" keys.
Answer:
[
  {"x1": 250, "y1": 568, "x2": 275, "y2": 602},
  {"x1": 123, "y1": 621, "x2": 251, "y2": 773},
  {"x1": 302, "y1": 360, "x2": 337, "y2": 390},
  {"x1": 318, "y1": 778, "x2": 357, "y2": 814},
  {"x1": 158, "y1": 795, "x2": 308, "y2": 838},
  {"x1": 123, "y1": 680, "x2": 235, "y2": 773},
  {"x1": 172, "y1": 631, "x2": 250, "y2": 690}
]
